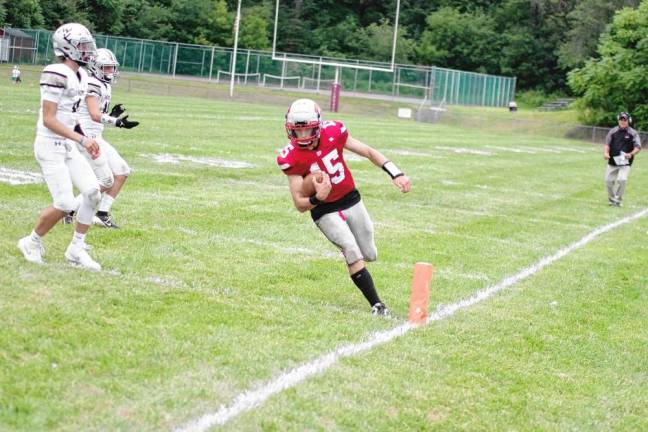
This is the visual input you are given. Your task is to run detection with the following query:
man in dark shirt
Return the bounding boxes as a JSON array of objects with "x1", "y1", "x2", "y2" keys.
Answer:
[{"x1": 603, "y1": 112, "x2": 642, "y2": 206}]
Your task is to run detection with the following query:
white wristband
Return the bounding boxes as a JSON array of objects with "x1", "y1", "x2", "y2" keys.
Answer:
[
  {"x1": 101, "y1": 114, "x2": 118, "y2": 126},
  {"x1": 382, "y1": 161, "x2": 404, "y2": 179}
]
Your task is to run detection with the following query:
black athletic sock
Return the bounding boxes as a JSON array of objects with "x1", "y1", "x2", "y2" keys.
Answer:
[
  {"x1": 351, "y1": 267, "x2": 381, "y2": 306},
  {"x1": 96, "y1": 211, "x2": 108, "y2": 217}
]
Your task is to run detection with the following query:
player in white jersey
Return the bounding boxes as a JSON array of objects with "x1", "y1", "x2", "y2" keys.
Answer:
[
  {"x1": 17, "y1": 23, "x2": 103, "y2": 271},
  {"x1": 74, "y1": 48, "x2": 139, "y2": 228},
  {"x1": 11, "y1": 65, "x2": 22, "y2": 84}
]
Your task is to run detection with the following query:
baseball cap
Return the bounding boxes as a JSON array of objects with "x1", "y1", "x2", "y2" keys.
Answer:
[{"x1": 617, "y1": 112, "x2": 630, "y2": 121}]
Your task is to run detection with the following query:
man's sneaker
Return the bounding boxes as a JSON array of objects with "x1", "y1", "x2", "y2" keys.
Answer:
[
  {"x1": 93, "y1": 212, "x2": 119, "y2": 228},
  {"x1": 64, "y1": 243, "x2": 101, "y2": 271},
  {"x1": 371, "y1": 302, "x2": 390, "y2": 317},
  {"x1": 17, "y1": 236, "x2": 45, "y2": 264},
  {"x1": 63, "y1": 211, "x2": 75, "y2": 224}
]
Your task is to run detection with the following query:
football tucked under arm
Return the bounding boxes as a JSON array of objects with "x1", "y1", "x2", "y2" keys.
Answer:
[{"x1": 301, "y1": 171, "x2": 324, "y2": 197}]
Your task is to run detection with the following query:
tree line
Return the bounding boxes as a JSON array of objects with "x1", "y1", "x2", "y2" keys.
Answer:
[{"x1": 1, "y1": 0, "x2": 646, "y2": 128}]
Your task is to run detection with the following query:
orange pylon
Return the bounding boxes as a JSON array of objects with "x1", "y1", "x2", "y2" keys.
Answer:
[{"x1": 408, "y1": 262, "x2": 433, "y2": 325}]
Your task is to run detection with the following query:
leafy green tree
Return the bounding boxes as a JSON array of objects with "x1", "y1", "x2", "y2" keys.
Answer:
[
  {"x1": 38, "y1": 0, "x2": 88, "y2": 30},
  {"x1": 568, "y1": 0, "x2": 648, "y2": 130},
  {"x1": 4, "y1": 0, "x2": 44, "y2": 28},
  {"x1": 557, "y1": 0, "x2": 640, "y2": 69},
  {"x1": 196, "y1": 0, "x2": 232, "y2": 46},
  {"x1": 314, "y1": 14, "x2": 360, "y2": 58},
  {"x1": 167, "y1": 0, "x2": 212, "y2": 43},
  {"x1": 120, "y1": 0, "x2": 173, "y2": 41},
  {"x1": 276, "y1": 0, "x2": 313, "y2": 53},
  {"x1": 494, "y1": 0, "x2": 573, "y2": 92},
  {"x1": 0, "y1": 0, "x2": 6, "y2": 27},
  {"x1": 239, "y1": 4, "x2": 271, "y2": 49},
  {"x1": 85, "y1": 0, "x2": 126, "y2": 34},
  {"x1": 349, "y1": 20, "x2": 413, "y2": 63},
  {"x1": 415, "y1": 7, "x2": 502, "y2": 73}
]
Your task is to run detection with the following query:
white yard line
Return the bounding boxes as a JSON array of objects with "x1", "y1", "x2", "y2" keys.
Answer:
[
  {"x1": 436, "y1": 145, "x2": 495, "y2": 156},
  {"x1": 148, "y1": 153, "x2": 257, "y2": 169},
  {"x1": 486, "y1": 145, "x2": 538, "y2": 154},
  {"x1": 174, "y1": 208, "x2": 648, "y2": 432},
  {"x1": 0, "y1": 167, "x2": 43, "y2": 185}
]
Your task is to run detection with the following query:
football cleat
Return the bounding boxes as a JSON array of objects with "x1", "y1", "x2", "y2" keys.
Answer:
[
  {"x1": 65, "y1": 243, "x2": 101, "y2": 271},
  {"x1": 608, "y1": 198, "x2": 622, "y2": 207},
  {"x1": 17, "y1": 236, "x2": 45, "y2": 265},
  {"x1": 94, "y1": 212, "x2": 119, "y2": 228},
  {"x1": 371, "y1": 302, "x2": 390, "y2": 317},
  {"x1": 63, "y1": 211, "x2": 75, "y2": 224}
]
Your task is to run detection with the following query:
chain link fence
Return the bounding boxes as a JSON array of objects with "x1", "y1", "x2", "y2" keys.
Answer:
[
  {"x1": 2, "y1": 27, "x2": 516, "y2": 107},
  {"x1": 565, "y1": 125, "x2": 648, "y2": 147}
]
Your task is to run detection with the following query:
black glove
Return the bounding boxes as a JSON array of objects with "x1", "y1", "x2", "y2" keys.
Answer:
[
  {"x1": 115, "y1": 115, "x2": 139, "y2": 129},
  {"x1": 109, "y1": 103, "x2": 125, "y2": 118}
]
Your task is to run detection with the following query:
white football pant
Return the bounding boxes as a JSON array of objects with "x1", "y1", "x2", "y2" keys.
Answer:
[
  {"x1": 78, "y1": 134, "x2": 131, "y2": 179},
  {"x1": 314, "y1": 200, "x2": 377, "y2": 265},
  {"x1": 34, "y1": 136, "x2": 101, "y2": 225}
]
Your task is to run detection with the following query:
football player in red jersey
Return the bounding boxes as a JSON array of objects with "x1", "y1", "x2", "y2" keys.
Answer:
[{"x1": 277, "y1": 98, "x2": 411, "y2": 316}]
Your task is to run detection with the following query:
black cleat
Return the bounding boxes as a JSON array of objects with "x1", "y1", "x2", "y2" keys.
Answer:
[
  {"x1": 63, "y1": 211, "x2": 75, "y2": 224},
  {"x1": 371, "y1": 302, "x2": 390, "y2": 317},
  {"x1": 93, "y1": 212, "x2": 120, "y2": 228}
]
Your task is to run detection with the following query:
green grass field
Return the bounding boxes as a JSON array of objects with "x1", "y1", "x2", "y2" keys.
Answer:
[{"x1": 1, "y1": 65, "x2": 647, "y2": 431}]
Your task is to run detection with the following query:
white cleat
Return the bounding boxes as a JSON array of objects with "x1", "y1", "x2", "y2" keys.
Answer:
[
  {"x1": 17, "y1": 236, "x2": 45, "y2": 265},
  {"x1": 64, "y1": 243, "x2": 101, "y2": 271}
]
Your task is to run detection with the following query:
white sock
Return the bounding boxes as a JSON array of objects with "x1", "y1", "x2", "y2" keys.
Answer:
[
  {"x1": 98, "y1": 194, "x2": 115, "y2": 213},
  {"x1": 30, "y1": 230, "x2": 42, "y2": 243},
  {"x1": 72, "y1": 231, "x2": 86, "y2": 246}
]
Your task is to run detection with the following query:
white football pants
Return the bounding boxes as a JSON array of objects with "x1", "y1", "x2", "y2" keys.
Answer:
[
  {"x1": 34, "y1": 136, "x2": 100, "y2": 225},
  {"x1": 314, "y1": 200, "x2": 377, "y2": 265},
  {"x1": 77, "y1": 134, "x2": 131, "y2": 183}
]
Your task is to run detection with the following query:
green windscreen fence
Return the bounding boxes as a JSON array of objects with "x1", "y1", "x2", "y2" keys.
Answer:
[{"x1": 10, "y1": 28, "x2": 516, "y2": 107}]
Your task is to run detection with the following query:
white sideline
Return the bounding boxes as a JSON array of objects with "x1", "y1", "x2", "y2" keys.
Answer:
[{"x1": 175, "y1": 208, "x2": 648, "y2": 432}]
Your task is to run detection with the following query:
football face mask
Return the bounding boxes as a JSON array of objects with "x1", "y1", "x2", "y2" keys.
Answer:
[{"x1": 89, "y1": 48, "x2": 120, "y2": 83}]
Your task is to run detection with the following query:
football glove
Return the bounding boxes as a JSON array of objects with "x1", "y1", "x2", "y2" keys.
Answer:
[
  {"x1": 115, "y1": 115, "x2": 139, "y2": 129},
  {"x1": 109, "y1": 103, "x2": 125, "y2": 118}
]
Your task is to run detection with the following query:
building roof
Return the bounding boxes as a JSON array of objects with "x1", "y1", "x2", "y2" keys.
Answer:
[{"x1": 0, "y1": 28, "x2": 34, "y2": 39}]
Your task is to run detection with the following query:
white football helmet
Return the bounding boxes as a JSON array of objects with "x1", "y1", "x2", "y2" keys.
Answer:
[
  {"x1": 89, "y1": 48, "x2": 119, "y2": 83},
  {"x1": 285, "y1": 98, "x2": 322, "y2": 147},
  {"x1": 52, "y1": 23, "x2": 97, "y2": 65}
]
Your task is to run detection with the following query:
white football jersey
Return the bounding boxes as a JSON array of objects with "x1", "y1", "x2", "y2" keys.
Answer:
[
  {"x1": 37, "y1": 63, "x2": 88, "y2": 139},
  {"x1": 77, "y1": 74, "x2": 112, "y2": 136}
]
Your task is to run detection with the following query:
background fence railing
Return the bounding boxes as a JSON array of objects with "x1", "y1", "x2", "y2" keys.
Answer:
[
  {"x1": 2, "y1": 27, "x2": 517, "y2": 107},
  {"x1": 565, "y1": 125, "x2": 648, "y2": 147}
]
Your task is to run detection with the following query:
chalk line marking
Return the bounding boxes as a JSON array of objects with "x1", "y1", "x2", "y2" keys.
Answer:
[
  {"x1": 148, "y1": 154, "x2": 256, "y2": 169},
  {"x1": 436, "y1": 146, "x2": 494, "y2": 156},
  {"x1": 174, "y1": 208, "x2": 648, "y2": 432},
  {"x1": 0, "y1": 167, "x2": 43, "y2": 185}
]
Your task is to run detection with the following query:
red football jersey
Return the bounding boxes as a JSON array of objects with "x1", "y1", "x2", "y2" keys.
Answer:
[{"x1": 277, "y1": 120, "x2": 356, "y2": 202}]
